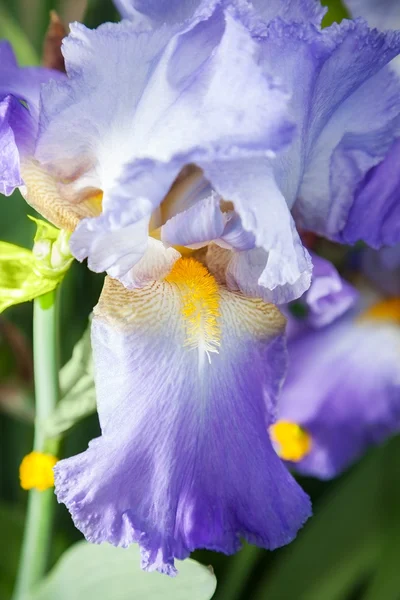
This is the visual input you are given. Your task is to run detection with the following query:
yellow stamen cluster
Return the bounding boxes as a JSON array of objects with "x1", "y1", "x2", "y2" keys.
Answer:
[
  {"x1": 19, "y1": 451, "x2": 58, "y2": 491},
  {"x1": 270, "y1": 420, "x2": 312, "y2": 462},
  {"x1": 166, "y1": 258, "x2": 221, "y2": 359},
  {"x1": 359, "y1": 297, "x2": 400, "y2": 325}
]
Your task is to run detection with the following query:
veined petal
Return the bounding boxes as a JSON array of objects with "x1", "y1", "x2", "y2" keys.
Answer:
[
  {"x1": 55, "y1": 259, "x2": 311, "y2": 574},
  {"x1": 278, "y1": 302, "x2": 400, "y2": 479}
]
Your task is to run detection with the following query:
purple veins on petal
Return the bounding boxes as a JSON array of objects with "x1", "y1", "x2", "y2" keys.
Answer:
[{"x1": 54, "y1": 259, "x2": 311, "y2": 574}]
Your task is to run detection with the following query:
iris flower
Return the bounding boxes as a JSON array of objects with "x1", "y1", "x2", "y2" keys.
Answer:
[
  {"x1": 12, "y1": 0, "x2": 400, "y2": 575},
  {"x1": 0, "y1": 42, "x2": 62, "y2": 195},
  {"x1": 21, "y1": 0, "x2": 400, "y2": 304},
  {"x1": 271, "y1": 253, "x2": 400, "y2": 479}
]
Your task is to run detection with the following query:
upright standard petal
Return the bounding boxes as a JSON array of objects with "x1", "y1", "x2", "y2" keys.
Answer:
[
  {"x1": 253, "y1": 18, "x2": 400, "y2": 249},
  {"x1": 32, "y1": 6, "x2": 295, "y2": 292},
  {"x1": 274, "y1": 298, "x2": 400, "y2": 479},
  {"x1": 55, "y1": 258, "x2": 311, "y2": 574}
]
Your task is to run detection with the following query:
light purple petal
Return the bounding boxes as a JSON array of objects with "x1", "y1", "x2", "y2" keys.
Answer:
[
  {"x1": 344, "y1": 0, "x2": 400, "y2": 30},
  {"x1": 55, "y1": 273, "x2": 311, "y2": 574},
  {"x1": 278, "y1": 312, "x2": 400, "y2": 479},
  {"x1": 336, "y1": 137, "x2": 400, "y2": 247},
  {"x1": 0, "y1": 96, "x2": 23, "y2": 195},
  {"x1": 37, "y1": 8, "x2": 294, "y2": 280}
]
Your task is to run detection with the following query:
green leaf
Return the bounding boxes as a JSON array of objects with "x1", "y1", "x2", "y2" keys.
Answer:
[
  {"x1": 252, "y1": 449, "x2": 386, "y2": 600},
  {"x1": 363, "y1": 438, "x2": 400, "y2": 600},
  {"x1": 321, "y1": 0, "x2": 349, "y2": 26},
  {"x1": 0, "y1": 3, "x2": 39, "y2": 65},
  {"x1": 45, "y1": 324, "x2": 96, "y2": 438},
  {"x1": 30, "y1": 542, "x2": 217, "y2": 600}
]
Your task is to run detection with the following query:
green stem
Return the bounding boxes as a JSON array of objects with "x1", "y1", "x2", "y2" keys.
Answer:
[{"x1": 13, "y1": 290, "x2": 60, "y2": 600}]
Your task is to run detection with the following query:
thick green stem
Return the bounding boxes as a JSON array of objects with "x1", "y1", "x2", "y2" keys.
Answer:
[{"x1": 13, "y1": 290, "x2": 60, "y2": 600}]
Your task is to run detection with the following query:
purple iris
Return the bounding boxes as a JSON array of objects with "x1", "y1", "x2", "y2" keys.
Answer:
[
  {"x1": 22, "y1": 0, "x2": 400, "y2": 576},
  {"x1": 273, "y1": 251, "x2": 400, "y2": 479},
  {"x1": 0, "y1": 41, "x2": 62, "y2": 196}
]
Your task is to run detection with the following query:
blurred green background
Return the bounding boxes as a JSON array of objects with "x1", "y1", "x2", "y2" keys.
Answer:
[{"x1": 2, "y1": 1, "x2": 400, "y2": 599}]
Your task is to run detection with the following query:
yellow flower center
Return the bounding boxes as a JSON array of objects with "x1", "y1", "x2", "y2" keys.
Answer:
[
  {"x1": 166, "y1": 258, "x2": 220, "y2": 361},
  {"x1": 19, "y1": 451, "x2": 58, "y2": 491},
  {"x1": 270, "y1": 420, "x2": 312, "y2": 462},
  {"x1": 359, "y1": 297, "x2": 400, "y2": 325}
]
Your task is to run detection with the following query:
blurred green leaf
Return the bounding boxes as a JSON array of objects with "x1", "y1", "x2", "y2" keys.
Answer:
[
  {"x1": 363, "y1": 438, "x2": 400, "y2": 600},
  {"x1": 29, "y1": 541, "x2": 217, "y2": 600},
  {"x1": 84, "y1": 0, "x2": 119, "y2": 28},
  {"x1": 322, "y1": 0, "x2": 349, "y2": 26},
  {"x1": 213, "y1": 543, "x2": 260, "y2": 600},
  {"x1": 44, "y1": 324, "x2": 96, "y2": 437},
  {"x1": 0, "y1": 503, "x2": 25, "y2": 599},
  {"x1": 0, "y1": 2, "x2": 39, "y2": 65},
  {"x1": 252, "y1": 450, "x2": 386, "y2": 600}
]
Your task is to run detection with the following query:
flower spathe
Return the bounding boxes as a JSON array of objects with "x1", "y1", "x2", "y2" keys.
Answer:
[{"x1": 54, "y1": 256, "x2": 311, "y2": 575}]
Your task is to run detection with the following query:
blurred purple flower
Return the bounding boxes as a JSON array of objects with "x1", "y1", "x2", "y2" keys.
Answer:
[
  {"x1": 0, "y1": 42, "x2": 62, "y2": 196},
  {"x1": 272, "y1": 256, "x2": 400, "y2": 479}
]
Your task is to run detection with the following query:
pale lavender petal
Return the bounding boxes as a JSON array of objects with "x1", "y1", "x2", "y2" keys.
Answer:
[
  {"x1": 279, "y1": 314, "x2": 400, "y2": 479},
  {"x1": 219, "y1": 212, "x2": 256, "y2": 251},
  {"x1": 201, "y1": 160, "x2": 312, "y2": 304},
  {"x1": 55, "y1": 273, "x2": 311, "y2": 574},
  {"x1": 161, "y1": 192, "x2": 225, "y2": 248}
]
